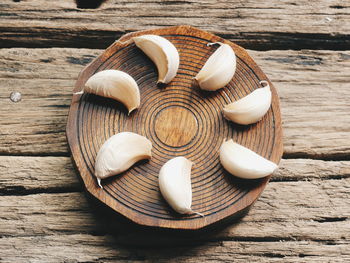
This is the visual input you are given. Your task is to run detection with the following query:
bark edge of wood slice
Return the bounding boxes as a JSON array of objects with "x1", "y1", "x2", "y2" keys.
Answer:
[{"x1": 66, "y1": 25, "x2": 283, "y2": 230}]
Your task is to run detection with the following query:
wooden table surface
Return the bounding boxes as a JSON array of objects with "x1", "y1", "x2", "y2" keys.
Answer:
[{"x1": 1, "y1": 0, "x2": 349, "y2": 262}]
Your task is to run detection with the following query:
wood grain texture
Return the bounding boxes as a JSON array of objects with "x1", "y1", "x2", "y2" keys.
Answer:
[
  {"x1": 1, "y1": 1, "x2": 349, "y2": 261},
  {"x1": 1, "y1": 48, "x2": 349, "y2": 158},
  {"x1": 0, "y1": 179, "x2": 349, "y2": 241},
  {"x1": 1, "y1": 157, "x2": 348, "y2": 260},
  {"x1": 0, "y1": 156, "x2": 81, "y2": 194},
  {"x1": 0, "y1": 235, "x2": 349, "y2": 263},
  {"x1": 0, "y1": 48, "x2": 101, "y2": 155},
  {"x1": 1, "y1": 157, "x2": 349, "y2": 193},
  {"x1": 66, "y1": 25, "x2": 283, "y2": 230},
  {"x1": 274, "y1": 159, "x2": 350, "y2": 181},
  {"x1": 260, "y1": 50, "x2": 350, "y2": 159},
  {"x1": 1, "y1": 0, "x2": 349, "y2": 50},
  {"x1": 154, "y1": 106, "x2": 198, "y2": 147}
]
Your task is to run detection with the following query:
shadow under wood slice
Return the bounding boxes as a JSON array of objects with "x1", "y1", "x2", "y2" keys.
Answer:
[
  {"x1": 0, "y1": 179, "x2": 349, "y2": 246},
  {"x1": 81, "y1": 189, "x2": 252, "y2": 244}
]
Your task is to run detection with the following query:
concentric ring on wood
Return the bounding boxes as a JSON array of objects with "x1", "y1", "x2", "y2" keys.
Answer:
[{"x1": 67, "y1": 25, "x2": 283, "y2": 230}]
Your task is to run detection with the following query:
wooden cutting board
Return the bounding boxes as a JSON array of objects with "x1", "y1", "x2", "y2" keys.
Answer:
[{"x1": 66, "y1": 25, "x2": 283, "y2": 230}]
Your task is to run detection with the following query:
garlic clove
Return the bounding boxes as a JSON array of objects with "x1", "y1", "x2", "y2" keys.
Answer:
[
  {"x1": 84, "y1": 70, "x2": 140, "y2": 114},
  {"x1": 159, "y1": 157, "x2": 202, "y2": 216},
  {"x1": 133, "y1": 35, "x2": 179, "y2": 84},
  {"x1": 95, "y1": 132, "x2": 152, "y2": 188},
  {"x1": 220, "y1": 139, "x2": 278, "y2": 179},
  {"x1": 223, "y1": 81, "x2": 272, "y2": 125},
  {"x1": 195, "y1": 42, "x2": 236, "y2": 91}
]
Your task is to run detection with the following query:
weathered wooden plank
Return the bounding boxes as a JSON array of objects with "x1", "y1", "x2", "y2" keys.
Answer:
[
  {"x1": 274, "y1": 159, "x2": 350, "y2": 181},
  {"x1": 1, "y1": 0, "x2": 349, "y2": 50},
  {"x1": 0, "y1": 179, "x2": 349, "y2": 242},
  {"x1": 0, "y1": 49, "x2": 101, "y2": 155},
  {"x1": 0, "y1": 156, "x2": 81, "y2": 193},
  {"x1": 0, "y1": 235, "x2": 349, "y2": 263},
  {"x1": 260, "y1": 51, "x2": 350, "y2": 159},
  {"x1": 1, "y1": 48, "x2": 349, "y2": 157},
  {"x1": 0, "y1": 156, "x2": 349, "y2": 193}
]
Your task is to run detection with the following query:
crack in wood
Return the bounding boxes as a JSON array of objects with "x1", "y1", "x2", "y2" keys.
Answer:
[
  {"x1": 314, "y1": 217, "x2": 348, "y2": 223},
  {"x1": 75, "y1": 0, "x2": 106, "y2": 9},
  {"x1": 0, "y1": 186, "x2": 82, "y2": 196},
  {"x1": 283, "y1": 153, "x2": 350, "y2": 161},
  {"x1": 3, "y1": 152, "x2": 350, "y2": 161}
]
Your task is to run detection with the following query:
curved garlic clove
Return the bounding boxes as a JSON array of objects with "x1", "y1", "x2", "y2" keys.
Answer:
[
  {"x1": 223, "y1": 81, "x2": 272, "y2": 125},
  {"x1": 84, "y1": 70, "x2": 140, "y2": 114},
  {"x1": 133, "y1": 35, "x2": 179, "y2": 84},
  {"x1": 95, "y1": 132, "x2": 152, "y2": 188},
  {"x1": 195, "y1": 42, "x2": 236, "y2": 91},
  {"x1": 159, "y1": 157, "x2": 203, "y2": 216},
  {"x1": 220, "y1": 139, "x2": 278, "y2": 179}
]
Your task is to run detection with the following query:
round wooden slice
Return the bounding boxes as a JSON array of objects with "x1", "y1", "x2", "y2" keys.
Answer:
[{"x1": 66, "y1": 25, "x2": 283, "y2": 230}]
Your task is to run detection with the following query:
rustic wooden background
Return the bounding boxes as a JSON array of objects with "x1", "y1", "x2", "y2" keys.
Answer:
[{"x1": 1, "y1": 0, "x2": 349, "y2": 262}]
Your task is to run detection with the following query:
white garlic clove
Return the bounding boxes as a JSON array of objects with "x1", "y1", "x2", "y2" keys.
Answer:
[
  {"x1": 159, "y1": 157, "x2": 203, "y2": 216},
  {"x1": 95, "y1": 132, "x2": 152, "y2": 188},
  {"x1": 195, "y1": 42, "x2": 236, "y2": 91},
  {"x1": 133, "y1": 35, "x2": 180, "y2": 84},
  {"x1": 83, "y1": 70, "x2": 140, "y2": 114},
  {"x1": 220, "y1": 139, "x2": 278, "y2": 179},
  {"x1": 223, "y1": 81, "x2": 272, "y2": 125}
]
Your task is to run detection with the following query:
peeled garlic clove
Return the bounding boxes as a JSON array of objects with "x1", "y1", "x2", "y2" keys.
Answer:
[
  {"x1": 223, "y1": 81, "x2": 272, "y2": 125},
  {"x1": 195, "y1": 42, "x2": 236, "y2": 91},
  {"x1": 95, "y1": 132, "x2": 152, "y2": 188},
  {"x1": 84, "y1": 69, "x2": 140, "y2": 114},
  {"x1": 220, "y1": 139, "x2": 278, "y2": 179},
  {"x1": 159, "y1": 157, "x2": 202, "y2": 216},
  {"x1": 133, "y1": 35, "x2": 179, "y2": 84}
]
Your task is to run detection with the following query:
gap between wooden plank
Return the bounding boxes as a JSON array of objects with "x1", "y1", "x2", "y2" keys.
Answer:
[
  {"x1": 1, "y1": 0, "x2": 350, "y2": 51},
  {"x1": 1, "y1": 152, "x2": 349, "y2": 161},
  {"x1": 1, "y1": 28, "x2": 349, "y2": 51},
  {"x1": 0, "y1": 156, "x2": 349, "y2": 194}
]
